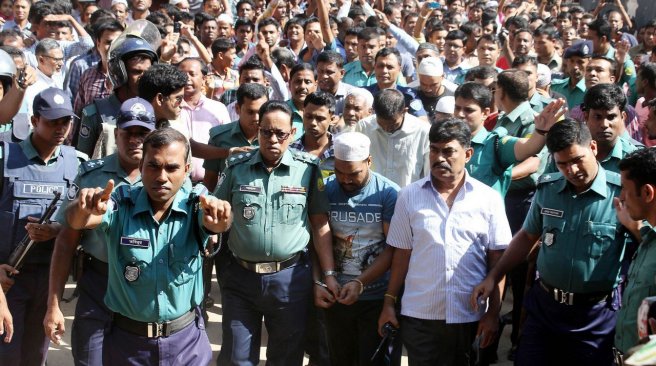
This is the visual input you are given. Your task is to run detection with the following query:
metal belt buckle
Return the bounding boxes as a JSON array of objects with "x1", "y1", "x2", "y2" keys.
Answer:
[
  {"x1": 148, "y1": 322, "x2": 165, "y2": 338},
  {"x1": 554, "y1": 289, "x2": 574, "y2": 305},
  {"x1": 256, "y1": 262, "x2": 276, "y2": 274}
]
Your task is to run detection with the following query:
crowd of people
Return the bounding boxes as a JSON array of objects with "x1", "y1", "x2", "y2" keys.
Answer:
[{"x1": 0, "y1": 0, "x2": 655, "y2": 365}]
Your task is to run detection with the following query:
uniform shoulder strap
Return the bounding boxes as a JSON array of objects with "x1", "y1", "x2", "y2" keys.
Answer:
[
  {"x1": 536, "y1": 172, "x2": 563, "y2": 187},
  {"x1": 292, "y1": 150, "x2": 320, "y2": 165},
  {"x1": 605, "y1": 170, "x2": 622, "y2": 187},
  {"x1": 94, "y1": 97, "x2": 118, "y2": 125}
]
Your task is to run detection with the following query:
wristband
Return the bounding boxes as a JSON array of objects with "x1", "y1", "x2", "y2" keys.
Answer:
[
  {"x1": 323, "y1": 270, "x2": 337, "y2": 277},
  {"x1": 384, "y1": 293, "x2": 397, "y2": 303},
  {"x1": 348, "y1": 278, "x2": 364, "y2": 295},
  {"x1": 535, "y1": 128, "x2": 549, "y2": 136}
]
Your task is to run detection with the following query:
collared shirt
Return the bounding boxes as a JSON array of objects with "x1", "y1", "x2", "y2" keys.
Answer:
[
  {"x1": 23, "y1": 68, "x2": 64, "y2": 120},
  {"x1": 65, "y1": 50, "x2": 101, "y2": 100},
  {"x1": 55, "y1": 154, "x2": 142, "y2": 262},
  {"x1": 528, "y1": 92, "x2": 553, "y2": 113},
  {"x1": 443, "y1": 60, "x2": 470, "y2": 85},
  {"x1": 2, "y1": 20, "x2": 31, "y2": 37},
  {"x1": 331, "y1": 81, "x2": 359, "y2": 116},
  {"x1": 99, "y1": 185, "x2": 209, "y2": 322},
  {"x1": 285, "y1": 99, "x2": 306, "y2": 140},
  {"x1": 601, "y1": 46, "x2": 638, "y2": 105},
  {"x1": 365, "y1": 84, "x2": 427, "y2": 118},
  {"x1": 551, "y1": 77, "x2": 587, "y2": 110},
  {"x1": 542, "y1": 53, "x2": 562, "y2": 72},
  {"x1": 325, "y1": 172, "x2": 400, "y2": 300},
  {"x1": 73, "y1": 62, "x2": 110, "y2": 116},
  {"x1": 468, "y1": 128, "x2": 519, "y2": 196},
  {"x1": 616, "y1": 224, "x2": 656, "y2": 353},
  {"x1": 214, "y1": 148, "x2": 329, "y2": 261},
  {"x1": 387, "y1": 173, "x2": 511, "y2": 322},
  {"x1": 208, "y1": 64, "x2": 239, "y2": 101},
  {"x1": 180, "y1": 96, "x2": 231, "y2": 182},
  {"x1": 544, "y1": 136, "x2": 642, "y2": 175},
  {"x1": 289, "y1": 134, "x2": 335, "y2": 178},
  {"x1": 495, "y1": 101, "x2": 536, "y2": 138},
  {"x1": 203, "y1": 120, "x2": 259, "y2": 176},
  {"x1": 355, "y1": 113, "x2": 430, "y2": 188},
  {"x1": 523, "y1": 167, "x2": 624, "y2": 293},
  {"x1": 77, "y1": 94, "x2": 122, "y2": 159},
  {"x1": 342, "y1": 60, "x2": 378, "y2": 87}
]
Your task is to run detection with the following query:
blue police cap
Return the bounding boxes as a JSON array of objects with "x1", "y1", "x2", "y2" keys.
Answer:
[
  {"x1": 117, "y1": 97, "x2": 156, "y2": 131},
  {"x1": 564, "y1": 40, "x2": 593, "y2": 59},
  {"x1": 33, "y1": 87, "x2": 77, "y2": 120}
]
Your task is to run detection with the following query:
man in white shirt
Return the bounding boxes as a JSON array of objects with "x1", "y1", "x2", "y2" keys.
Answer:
[{"x1": 24, "y1": 38, "x2": 64, "y2": 119}]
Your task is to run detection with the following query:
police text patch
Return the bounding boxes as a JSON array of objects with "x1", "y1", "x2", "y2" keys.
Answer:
[
  {"x1": 120, "y1": 237, "x2": 150, "y2": 248},
  {"x1": 541, "y1": 208, "x2": 564, "y2": 218}
]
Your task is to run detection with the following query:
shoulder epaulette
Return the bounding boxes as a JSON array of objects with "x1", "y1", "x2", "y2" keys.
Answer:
[
  {"x1": 537, "y1": 172, "x2": 563, "y2": 186},
  {"x1": 292, "y1": 150, "x2": 320, "y2": 165},
  {"x1": 226, "y1": 150, "x2": 256, "y2": 167},
  {"x1": 81, "y1": 103, "x2": 97, "y2": 118},
  {"x1": 605, "y1": 170, "x2": 621, "y2": 186},
  {"x1": 80, "y1": 158, "x2": 105, "y2": 174},
  {"x1": 76, "y1": 150, "x2": 89, "y2": 162},
  {"x1": 115, "y1": 184, "x2": 135, "y2": 205},
  {"x1": 208, "y1": 123, "x2": 233, "y2": 140}
]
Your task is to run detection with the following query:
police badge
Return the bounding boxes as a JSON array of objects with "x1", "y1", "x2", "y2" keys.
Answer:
[
  {"x1": 243, "y1": 205, "x2": 255, "y2": 220},
  {"x1": 124, "y1": 264, "x2": 140, "y2": 282},
  {"x1": 67, "y1": 183, "x2": 79, "y2": 201},
  {"x1": 543, "y1": 232, "x2": 555, "y2": 247}
]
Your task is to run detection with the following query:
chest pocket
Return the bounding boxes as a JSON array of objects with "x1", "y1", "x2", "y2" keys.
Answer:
[
  {"x1": 170, "y1": 242, "x2": 201, "y2": 286},
  {"x1": 585, "y1": 221, "x2": 617, "y2": 259},
  {"x1": 116, "y1": 236, "x2": 154, "y2": 287},
  {"x1": 542, "y1": 215, "x2": 566, "y2": 249},
  {"x1": 279, "y1": 193, "x2": 306, "y2": 225},
  {"x1": 233, "y1": 190, "x2": 264, "y2": 227}
]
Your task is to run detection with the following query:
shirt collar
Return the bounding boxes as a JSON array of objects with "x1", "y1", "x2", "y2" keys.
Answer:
[
  {"x1": 249, "y1": 148, "x2": 296, "y2": 168},
  {"x1": 504, "y1": 101, "x2": 533, "y2": 122},
  {"x1": 132, "y1": 185, "x2": 189, "y2": 217},
  {"x1": 335, "y1": 82, "x2": 350, "y2": 97},
  {"x1": 558, "y1": 163, "x2": 608, "y2": 198},
  {"x1": 19, "y1": 134, "x2": 61, "y2": 164},
  {"x1": 102, "y1": 154, "x2": 141, "y2": 183},
  {"x1": 420, "y1": 171, "x2": 474, "y2": 194},
  {"x1": 471, "y1": 128, "x2": 490, "y2": 145}
]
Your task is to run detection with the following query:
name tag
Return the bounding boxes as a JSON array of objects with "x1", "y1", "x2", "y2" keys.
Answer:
[
  {"x1": 239, "y1": 185, "x2": 262, "y2": 194},
  {"x1": 541, "y1": 208, "x2": 564, "y2": 218},
  {"x1": 120, "y1": 236, "x2": 150, "y2": 248},
  {"x1": 281, "y1": 186, "x2": 307, "y2": 194},
  {"x1": 21, "y1": 183, "x2": 66, "y2": 196}
]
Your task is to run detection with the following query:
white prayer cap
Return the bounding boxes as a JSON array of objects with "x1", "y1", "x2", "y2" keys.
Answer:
[
  {"x1": 536, "y1": 63, "x2": 552, "y2": 88},
  {"x1": 417, "y1": 57, "x2": 443, "y2": 77},
  {"x1": 217, "y1": 14, "x2": 233, "y2": 24},
  {"x1": 111, "y1": 0, "x2": 128, "y2": 7},
  {"x1": 169, "y1": 0, "x2": 184, "y2": 5},
  {"x1": 435, "y1": 96, "x2": 455, "y2": 114},
  {"x1": 486, "y1": 1, "x2": 499, "y2": 9},
  {"x1": 334, "y1": 132, "x2": 371, "y2": 161}
]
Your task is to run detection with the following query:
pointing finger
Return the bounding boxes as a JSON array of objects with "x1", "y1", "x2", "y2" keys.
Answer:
[{"x1": 100, "y1": 180, "x2": 115, "y2": 202}]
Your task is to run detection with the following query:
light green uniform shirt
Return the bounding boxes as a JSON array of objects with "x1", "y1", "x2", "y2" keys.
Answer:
[
  {"x1": 529, "y1": 92, "x2": 553, "y2": 113},
  {"x1": 551, "y1": 77, "x2": 586, "y2": 110},
  {"x1": 285, "y1": 100, "x2": 306, "y2": 140},
  {"x1": 203, "y1": 120, "x2": 259, "y2": 174},
  {"x1": 523, "y1": 167, "x2": 624, "y2": 293},
  {"x1": 98, "y1": 185, "x2": 209, "y2": 322},
  {"x1": 467, "y1": 128, "x2": 519, "y2": 196},
  {"x1": 214, "y1": 148, "x2": 329, "y2": 262},
  {"x1": 55, "y1": 154, "x2": 142, "y2": 262},
  {"x1": 76, "y1": 94, "x2": 121, "y2": 159},
  {"x1": 615, "y1": 225, "x2": 656, "y2": 353},
  {"x1": 544, "y1": 136, "x2": 642, "y2": 175}
]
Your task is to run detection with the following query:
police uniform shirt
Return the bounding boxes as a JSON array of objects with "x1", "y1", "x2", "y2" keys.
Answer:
[
  {"x1": 467, "y1": 128, "x2": 519, "y2": 196},
  {"x1": 543, "y1": 136, "x2": 643, "y2": 175},
  {"x1": 285, "y1": 100, "x2": 306, "y2": 141},
  {"x1": 214, "y1": 148, "x2": 330, "y2": 262},
  {"x1": 76, "y1": 94, "x2": 121, "y2": 159},
  {"x1": 97, "y1": 185, "x2": 209, "y2": 323},
  {"x1": 529, "y1": 91, "x2": 553, "y2": 113},
  {"x1": 615, "y1": 224, "x2": 656, "y2": 353},
  {"x1": 522, "y1": 167, "x2": 624, "y2": 294},
  {"x1": 55, "y1": 154, "x2": 143, "y2": 262},
  {"x1": 551, "y1": 77, "x2": 586, "y2": 110},
  {"x1": 365, "y1": 84, "x2": 427, "y2": 118},
  {"x1": 203, "y1": 120, "x2": 259, "y2": 175}
]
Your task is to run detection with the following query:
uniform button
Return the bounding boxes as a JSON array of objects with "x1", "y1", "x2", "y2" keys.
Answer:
[
  {"x1": 159, "y1": 291, "x2": 163, "y2": 295},
  {"x1": 266, "y1": 252, "x2": 270, "y2": 256},
  {"x1": 159, "y1": 259, "x2": 163, "y2": 264}
]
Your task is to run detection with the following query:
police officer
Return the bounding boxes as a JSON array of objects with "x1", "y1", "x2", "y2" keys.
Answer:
[
  {"x1": 214, "y1": 100, "x2": 338, "y2": 365},
  {"x1": 551, "y1": 40, "x2": 593, "y2": 110},
  {"x1": 472, "y1": 119, "x2": 625, "y2": 366},
  {"x1": 76, "y1": 35, "x2": 157, "y2": 159},
  {"x1": 66, "y1": 128, "x2": 231, "y2": 365},
  {"x1": 0, "y1": 87, "x2": 83, "y2": 366},
  {"x1": 43, "y1": 97, "x2": 156, "y2": 366}
]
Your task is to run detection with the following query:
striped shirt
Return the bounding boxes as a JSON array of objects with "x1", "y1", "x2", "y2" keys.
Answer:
[{"x1": 387, "y1": 173, "x2": 511, "y2": 323}]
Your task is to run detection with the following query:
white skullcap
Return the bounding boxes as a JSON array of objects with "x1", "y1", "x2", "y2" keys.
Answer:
[
  {"x1": 486, "y1": 1, "x2": 499, "y2": 9},
  {"x1": 169, "y1": 0, "x2": 184, "y2": 5},
  {"x1": 217, "y1": 14, "x2": 233, "y2": 24},
  {"x1": 334, "y1": 132, "x2": 371, "y2": 161},
  {"x1": 345, "y1": 88, "x2": 374, "y2": 108},
  {"x1": 111, "y1": 0, "x2": 128, "y2": 6},
  {"x1": 435, "y1": 96, "x2": 455, "y2": 114},
  {"x1": 536, "y1": 63, "x2": 552, "y2": 88},
  {"x1": 417, "y1": 57, "x2": 444, "y2": 77}
]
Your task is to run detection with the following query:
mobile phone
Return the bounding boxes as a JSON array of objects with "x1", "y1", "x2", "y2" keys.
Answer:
[
  {"x1": 427, "y1": 2, "x2": 441, "y2": 9},
  {"x1": 173, "y1": 22, "x2": 181, "y2": 33},
  {"x1": 17, "y1": 68, "x2": 26, "y2": 89}
]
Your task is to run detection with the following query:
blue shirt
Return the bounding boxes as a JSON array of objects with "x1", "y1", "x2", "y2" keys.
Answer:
[{"x1": 366, "y1": 84, "x2": 427, "y2": 118}]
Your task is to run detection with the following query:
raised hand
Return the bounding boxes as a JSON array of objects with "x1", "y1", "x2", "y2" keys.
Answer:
[
  {"x1": 534, "y1": 98, "x2": 567, "y2": 132},
  {"x1": 199, "y1": 195, "x2": 231, "y2": 232},
  {"x1": 78, "y1": 180, "x2": 115, "y2": 216}
]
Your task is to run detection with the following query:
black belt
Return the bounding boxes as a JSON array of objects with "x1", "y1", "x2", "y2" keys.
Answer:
[
  {"x1": 538, "y1": 280, "x2": 610, "y2": 306},
  {"x1": 233, "y1": 251, "x2": 302, "y2": 274},
  {"x1": 113, "y1": 309, "x2": 195, "y2": 338},
  {"x1": 84, "y1": 254, "x2": 108, "y2": 277}
]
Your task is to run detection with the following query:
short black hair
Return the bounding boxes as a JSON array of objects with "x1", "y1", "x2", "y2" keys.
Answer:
[
  {"x1": 619, "y1": 148, "x2": 656, "y2": 190},
  {"x1": 465, "y1": 65, "x2": 499, "y2": 81},
  {"x1": 258, "y1": 100, "x2": 292, "y2": 126},
  {"x1": 455, "y1": 82, "x2": 493, "y2": 109},
  {"x1": 236, "y1": 83, "x2": 269, "y2": 105},
  {"x1": 429, "y1": 118, "x2": 472, "y2": 148},
  {"x1": 445, "y1": 29, "x2": 467, "y2": 43},
  {"x1": 640, "y1": 63, "x2": 656, "y2": 89},
  {"x1": 590, "y1": 56, "x2": 618, "y2": 76},
  {"x1": 92, "y1": 18, "x2": 124, "y2": 42},
  {"x1": 239, "y1": 55, "x2": 265, "y2": 75},
  {"x1": 284, "y1": 16, "x2": 305, "y2": 34},
  {"x1": 357, "y1": 27, "x2": 380, "y2": 41},
  {"x1": 373, "y1": 89, "x2": 405, "y2": 120},
  {"x1": 258, "y1": 17, "x2": 280, "y2": 30},
  {"x1": 533, "y1": 24, "x2": 559, "y2": 40},
  {"x1": 317, "y1": 51, "x2": 345, "y2": 69},
  {"x1": 374, "y1": 47, "x2": 401, "y2": 66},
  {"x1": 512, "y1": 55, "x2": 538, "y2": 68},
  {"x1": 583, "y1": 83, "x2": 627, "y2": 112},
  {"x1": 211, "y1": 38, "x2": 236, "y2": 57},
  {"x1": 0, "y1": 30, "x2": 23, "y2": 46},
  {"x1": 497, "y1": 69, "x2": 529, "y2": 102},
  {"x1": 545, "y1": 118, "x2": 592, "y2": 153},
  {"x1": 195, "y1": 12, "x2": 216, "y2": 27},
  {"x1": 235, "y1": 17, "x2": 255, "y2": 31},
  {"x1": 588, "y1": 18, "x2": 612, "y2": 42},
  {"x1": 504, "y1": 15, "x2": 529, "y2": 30},
  {"x1": 138, "y1": 64, "x2": 188, "y2": 102},
  {"x1": 28, "y1": 1, "x2": 54, "y2": 25},
  {"x1": 236, "y1": 0, "x2": 256, "y2": 11},
  {"x1": 143, "y1": 128, "x2": 190, "y2": 164},
  {"x1": 460, "y1": 22, "x2": 481, "y2": 37},
  {"x1": 271, "y1": 47, "x2": 296, "y2": 70},
  {"x1": 304, "y1": 91, "x2": 336, "y2": 115},
  {"x1": 476, "y1": 33, "x2": 500, "y2": 47},
  {"x1": 303, "y1": 16, "x2": 320, "y2": 31}
]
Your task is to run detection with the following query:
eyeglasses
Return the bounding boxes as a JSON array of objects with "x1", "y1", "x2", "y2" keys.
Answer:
[
  {"x1": 164, "y1": 95, "x2": 184, "y2": 105},
  {"x1": 42, "y1": 55, "x2": 64, "y2": 62},
  {"x1": 260, "y1": 128, "x2": 292, "y2": 141}
]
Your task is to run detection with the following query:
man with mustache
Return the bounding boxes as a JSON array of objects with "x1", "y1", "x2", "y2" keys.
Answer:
[
  {"x1": 66, "y1": 128, "x2": 231, "y2": 365},
  {"x1": 214, "y1": 100, "x2": 337, "y2": 365},
  {"x1": 472, "y1": 119, "x2": 625, "y2": 366},
  {"x1": 551, "y1": 40, "x2": 592, "y2": 110},
  {"x1": 333, "y1": 88, "x2": 374, "y2": 134},
  {"x1": 378, "y1": 118, "x2": 512, "y2": 365},
  {"x1": 0, "y1": 87, "x2": 83, "y2": 366},
  {"x1": 286, "y1": 63, "x2": 317, "y2": 139},
  {"x1": 43, "y1": 97, "x2": 155, "y2": 366}
]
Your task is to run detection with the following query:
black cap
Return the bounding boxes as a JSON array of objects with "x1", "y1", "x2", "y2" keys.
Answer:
[
  {"x1": 564, "y1": 40, "x2": 593, "y2": 59},
  {"x1": 117, "y1": 97, "x2": 156, "y2": 130},
  {"x1": 33, "y1": 88, "x2": 77, "y2": 120}
]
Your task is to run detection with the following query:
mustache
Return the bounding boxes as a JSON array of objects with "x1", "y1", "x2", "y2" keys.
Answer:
[{"x1": 432, "y1": 162, "x2": 452, "y2": 171}]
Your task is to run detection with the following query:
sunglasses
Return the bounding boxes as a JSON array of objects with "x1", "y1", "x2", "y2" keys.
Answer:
[{"x1": 260, "y1": 128, "x2": 292, "y2": 141}]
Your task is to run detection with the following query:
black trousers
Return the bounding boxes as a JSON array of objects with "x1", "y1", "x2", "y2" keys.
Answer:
[{"x1": 401, "y1": 316, "x2": 478, "y2": 366}]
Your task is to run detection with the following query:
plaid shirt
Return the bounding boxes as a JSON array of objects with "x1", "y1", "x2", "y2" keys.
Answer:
[
  {"x1": 289, "y1": 134, "x2": 335, "y2": 177},
  {"x1": 66, "y1": 50, "x2": 100, "y2": 100},
  {"x1": 73, "y1": 63, "x2": 111, "y2": 116}
]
